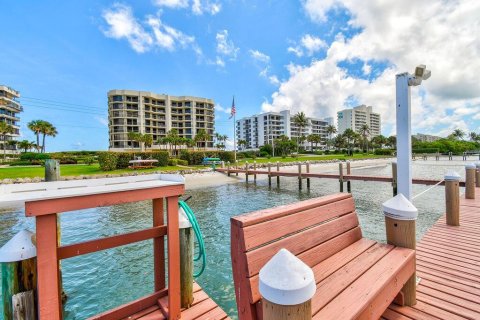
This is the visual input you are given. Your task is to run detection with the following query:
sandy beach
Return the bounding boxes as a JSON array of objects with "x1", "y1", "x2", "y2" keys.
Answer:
[{"x1": 185, "y1": 158, "x2": 392, "y2": 190}]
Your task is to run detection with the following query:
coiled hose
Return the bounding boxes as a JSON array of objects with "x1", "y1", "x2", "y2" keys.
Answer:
[{"x1": 179, "y1": 200, "x2": 206, "y2": 278}]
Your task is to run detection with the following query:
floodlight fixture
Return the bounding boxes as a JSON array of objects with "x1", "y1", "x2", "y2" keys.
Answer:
[{"x1": 408, "y1": 64, "x2": 431, "y2": 86}]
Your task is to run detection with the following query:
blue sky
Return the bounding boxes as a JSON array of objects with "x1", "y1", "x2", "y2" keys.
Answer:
[{"x1": 1, "y1": 0, "x2": 479, "y2": 151}]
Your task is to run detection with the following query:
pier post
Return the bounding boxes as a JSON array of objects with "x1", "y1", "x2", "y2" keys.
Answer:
[
  {"x1": 259, "y1": 249, "x2": 316, "y2": 320},
  {"x1": 465, "y1": 164, "x2": 476, "y2": 199},
  {"x1": 236, "y1": 160, "x2": 239, "y2": 176},
  {"x1": 0, "y1": 230, "x2": 37, "y2": 320},
  {"x1": 436, "y1": 152, "x2": 439, "y2": 161},
  {"x1": 245, "y1": 161, "x2": 249, "y2": 182},
  {"x1": 221, "y1": 161, "x2": 225, "y2": 168},
  {"x1": 306, "y1": 161, "x2": 310, "y2": 189},
  {"x1": 383, "y1": 194, "x2": 418, "y2": 306},
  {"x1": 179, "y1": 207, "x2": 194, "y2": 308},
  {"x1": 392, "y1": 161, "x2": 398, "y2": 196},
  {"x1": 445, "y1": 171, "x2": 460, "y2": 226},
  {"x1": 298, "y1": 163, "x2": 302, "y2": 190},
  {"x1": 227, "y1": 162, "x2": 231, "y2": 177},
  {"x1": 45, "y1": 159, "x2": 60, "y2": 182},
  {"x1": 268, "y1": 162, "x2": 272, "y2": 187},
  {"x1": 276, "y1": 162, "x2": 280, "y2": 187},
  {"x1": 463, "y1": 152, "x2": 467, "y2": 161},
  {"x1": 254, "y1": 161, "x2": 257, "y2": 182},
  {"x1": 476, "y1": 162, "x2": 480, "y2": 188},
  {"x1": 449, "y1": 152, "x2": 452, "y2": 160},
  {"x1": 339, "y1": 163, "x2": 344, "y2": 192},
  {"x1": 346, "y1": 161, "x2": 351, "y2": 193}
]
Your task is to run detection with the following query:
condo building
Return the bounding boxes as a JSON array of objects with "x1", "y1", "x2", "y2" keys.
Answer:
[
  {"x1": 108, "y1": 90, "x2": 215, "y2": 151},
  {"x1": 337, "y1": 105, "x2": 381, "y2": 137},
  {"x1": 236, "y1": 110, "x2": 330, "y2": 150},
  {"x1": 0, "y1": 85, "x2": 22, "y2": 155}
]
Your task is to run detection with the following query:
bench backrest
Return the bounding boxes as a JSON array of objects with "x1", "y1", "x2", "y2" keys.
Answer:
[{"x1": 230, "y1": 193, "x2": 362, "y2": 320}]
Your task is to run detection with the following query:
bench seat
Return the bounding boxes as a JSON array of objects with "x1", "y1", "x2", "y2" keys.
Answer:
[{"x1": 231, "y1": 193, "x2": 415, "y2": 320}]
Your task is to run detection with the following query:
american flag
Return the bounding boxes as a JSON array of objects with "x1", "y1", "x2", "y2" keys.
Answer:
[{"x1": 229, "y1": 96, "x2": 236, "y2": 119}]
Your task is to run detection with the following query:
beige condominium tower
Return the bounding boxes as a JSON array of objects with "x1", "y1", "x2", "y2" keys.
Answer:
[
  {"x1": 0, "y1": 85, "x2": 22, "y2": 155},
  {"x1": 337, "y1": 104, "x2": 381, "y2": 137},
  {"x1": 108, "y1": 90, "x2": 215, "y2": 151}
]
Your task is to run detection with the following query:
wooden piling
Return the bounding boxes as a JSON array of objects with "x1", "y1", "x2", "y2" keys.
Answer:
[
  {"x1": 392, "y1": 161, "x2": 398, "y2": 196},
  {"x1": 339, "y1": 163, "x2": 344, "y2": 192},
  {"x1": 465, "y1": 164, "x2": 476, "y2": 199},
  {"x1": 245, "y1": 161, "x2": 249, "y2": 182},
  {"x1": 298, "y1": 163, "x2": 302, "y2": 190},
  {"x1": 268, "y1": 163, "x2": 272, "y2": 187},
  {"x1": 227, "y1": 162, "x2": 231, "y2": 177},
  {"x1": 436, "y1": 152, "x2": 439, "y2": 161},
  {"x1": 253, "y1": 161, "x2": 257, "y2": 182},
  {"x1": 276, "y1": 162, "x2": 280, "y2": 187},
  {"x1": 346, "y1": 161, "x2": 351, "y2": 193},
  {"x1": 12, "y1": 291, "x2": 35, "y2": 320},
  {"x1": 306, "y1": 161, "x2": 310, "y2": 189},
  {"x1": 445, "y1": 172, "x2": 460, "y2": 226},
  {"x1": 476, "y1": 163, "x2": 480, "y2": 188},
  {"x1": 179, "y1": 226, "x2": 194, "y2": 308},
  {"x1": 383, "y1": 195, "x2": 418, "y2": 306},
  {"x1": 236, "y1": 160, "x2": 239, "y2": 176}
]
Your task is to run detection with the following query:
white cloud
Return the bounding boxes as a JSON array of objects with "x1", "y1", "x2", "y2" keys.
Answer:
[
  {"x1": 192, "y1": 0, "x2": 221, "y2": 15},
  {"x1": 249, "y1": 49, "x2": 270, "y2": 63},
  {"x1": 102, "y1": 3, "x2": 196, "y2": 53},
  {"x1": 288, "y1": 34, "x2": 327, "y2": 57},
  {"x1": 95, "y1": 116, "x2": 109, "y2": 127},
  {"x1": 214, "y1": 30, "x2": 239, "y2": 67},
  {"x1": 269, "y1": 75, "x2": 280, "y2": 85},
  {"x1": 215, "y1": 103, "x2": 231, "y2": 115},
  {"x1": 153, "y1": 0, "x2": 189, "y2": 9},
  {"x1": 265, "y1": 0, "x2": 480, "y2": 136}
]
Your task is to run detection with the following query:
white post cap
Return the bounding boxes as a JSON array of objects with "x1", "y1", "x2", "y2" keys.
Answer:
[
  {"x1": 383, "y1": 194, "x2": 418, "y2": 221},
  {"x1": 259, "y1": 248, "x2": 316, "y2": 305},
  {"x1": 178, "y1": 207, "x2": 192, "y2": 229},
  {"x1": 445, "y1": 171, "x2": 461, "y2": 181},
  {"x1": 0, "y1": 230, "x2": 36, "y2": 262},
  {"x1": 465, "y1": 163, "x2": 476, "y2": 170}
]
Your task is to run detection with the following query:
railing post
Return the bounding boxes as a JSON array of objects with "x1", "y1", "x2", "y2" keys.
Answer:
[
  {"x1": 268, "y1": 162, "x2": 272, "y2": 187},
  {"x1": 339, "y1": 163, "x2": 344, "y2": 192},
  {"x1": 383, "y1": 194, "x2": 418, "y2": 306},
  {"x1": 245, "y1": 161, "x2": 249, "y2": 182},
  {"x1": 445, "y1": 171, "x2": 460, "y2": 226},
  {"x1": 179, "y1": 206, "x2": 194, "y2": 308},
  {"x1": 346, "y1": 161, "x2": 351, "y2": 193},
  {"x1": 465, "y1": 164, "x2": 476, "y2": 199},
  {"x1": 276, "y1": 162, "x2": 280, "y2": 187},
  {"x1": 167, "y1": 196, "x2": 181, "y2": 319},
  {"x1": 153, "y1": 199, "x2": 165, "y2": 291},
  {"x1": 236, "y1": 160, "x2": 239, "y2": 176},
  {"x1": 476, "y1": 162, "x2": 480, "y2": 188},
  {"x1": 0, "y1": 230, "x2": 37, "y2": 320},
  {"x1": 254, "y1": 161, "x2": 257, "y2": 182},
  {"x1": 449, "y1": 152, "x2": 452, "y2": 160},
  {"x1": 436, "y1": 152, "x2": 439, "y2": 161},
  {"x1": 227, "y1": 161, "x2": 231, "y2": 177},
  {"x1": 259, "y1": 249, "x2": 316, "y2": 320},
  {"x1": 392, "y1": 161, "x2": 398, "y2": 196},
  {"x1": 306, "y1": 161, "x2": 311, "y2": 189}
]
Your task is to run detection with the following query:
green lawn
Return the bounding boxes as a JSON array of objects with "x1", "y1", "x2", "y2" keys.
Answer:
[
  {"x1": 0, "y1": 164, "x2": 191, "y2": 180},
  {"x1": 235, "y1": 153, "x2": 391, "y2": 165}
]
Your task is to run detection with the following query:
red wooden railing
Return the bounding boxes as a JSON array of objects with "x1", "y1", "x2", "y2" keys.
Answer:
[{"x1": 25, "y1": 183, "x2": 185, "y2": 320}]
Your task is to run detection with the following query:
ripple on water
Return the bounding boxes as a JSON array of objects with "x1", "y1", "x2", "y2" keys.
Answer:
[{"x1": 0, "y1": 160, "x2": 467, "y2": 319}]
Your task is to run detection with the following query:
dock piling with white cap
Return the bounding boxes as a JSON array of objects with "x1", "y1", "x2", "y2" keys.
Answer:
[
  {"x1": 383, "y1": 194, "x2": 418, "y2": 306},
  {"x1": 179, "y1": 206, "x2": 194, "y2": 308},
  {"x1": 465, "y1": 164, "x2": 476, "y2": 199},
  {"x1": 0, "y1": 230, "x2": 37, "y2": 320},
  {"x1": 259, "y1": 248, "x2": 316, "y2": 320},
  {"x1": 445, "y1": 171, "x2": 461, "y2": 226}
]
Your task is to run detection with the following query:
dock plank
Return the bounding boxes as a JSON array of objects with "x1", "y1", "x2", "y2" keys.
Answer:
[{"x1": 384, "y1": 187, "x2": 480, "y2": 320}]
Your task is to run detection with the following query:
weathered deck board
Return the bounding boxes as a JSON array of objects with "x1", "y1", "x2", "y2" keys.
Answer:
[
  {"x1": 127, "y1": 283, "x2": 229, "y2": 320},
  {"x1": 384, "y1": 187, "x2": 480, "y2": 320}
]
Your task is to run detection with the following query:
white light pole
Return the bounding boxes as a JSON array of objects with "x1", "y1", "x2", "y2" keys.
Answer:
[{"x1": 396, "y1": 65, "x2": 431, "y2": 200}]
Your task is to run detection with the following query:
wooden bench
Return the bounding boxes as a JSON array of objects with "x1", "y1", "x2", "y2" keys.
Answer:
[{"x1": 231, "y1": 193, "x2": 416, "y2": 320}]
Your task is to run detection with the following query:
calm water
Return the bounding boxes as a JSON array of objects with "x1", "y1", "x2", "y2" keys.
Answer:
[{"x1": 0, "y1": 159, "x2": 471, "y2": 319}]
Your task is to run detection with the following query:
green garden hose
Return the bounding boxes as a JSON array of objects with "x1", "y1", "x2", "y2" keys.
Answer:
[{"x1": 179, "y1": 200, "x2": 206, "y2": 278}]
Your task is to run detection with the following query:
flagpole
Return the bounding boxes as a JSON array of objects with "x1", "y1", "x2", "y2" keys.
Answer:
[{"x1": 233, "y1": 108, "x2": 237, "y2": 162}]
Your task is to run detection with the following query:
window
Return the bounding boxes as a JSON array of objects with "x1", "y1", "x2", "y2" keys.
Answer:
[{"x1": 112, "y1": 95, "x2": 123, "y2": 102}]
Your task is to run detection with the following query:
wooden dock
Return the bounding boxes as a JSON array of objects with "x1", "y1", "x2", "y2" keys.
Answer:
[{"x1": 383, "y1": 188, "x2": 480, "y2": 320}]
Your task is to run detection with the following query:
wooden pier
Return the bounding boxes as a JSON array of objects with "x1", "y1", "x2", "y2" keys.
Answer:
[{"x1": 383, "y1": 187, "x2": 480, "y2": 320}]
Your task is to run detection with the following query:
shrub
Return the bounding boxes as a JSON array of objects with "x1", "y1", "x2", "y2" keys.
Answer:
[
  {"x1": 9, "y1": 160, "x2": 37, "y2": 166},
  {"x1": 168, "y1": 159, "x2": 178, "y2": 166},
  {"x1": 116, "y1": 153, "x2": 133, "y2": 169},
  {"x1": 98, "y1": 152, "x2": 118, "y2": 171},
  {"x1": 217, "y1": 151, "x2": 235, "y2": 163},
  {"x1": 147, "y1": 151, "x2": 169, "y2": 167},
  {"x1": 374, "y1": 149, "x2": 394, "y2": 155},
  {"x1": 20, "y1": 152, "x2": 51, "y2": 161},
  {"x1": 324, "y1": 150, "x2": 330, "y2": 154},
  {"x1": 84, "y1": 156, "x2": 95, "y2": 165},
  {"x1": 259, "y1": 151, "x2": 269, "y2": 157},
  {"x1": 179, "y1": 150, "x2": 234, "y2": 165},
  {"x1": 59, "y1": 158, "x2": 77, "y2": 164},
  {"x1": 177, "y1": 159, "x2": 188, "y2": 166}
]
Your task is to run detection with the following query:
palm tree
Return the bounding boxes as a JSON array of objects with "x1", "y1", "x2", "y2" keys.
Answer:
[
  {"x1": 387, "y1": 136, "x2": 396, "y2": 149},
  {"x1": 452, "y1": 129, "x2": 465, "y2": 140},
  {"x1": 143, "y1": 134, "x2": 153, "y2": 150},
  {"x1": 358, "y1": 124, "x2": 370, "y2": 153},
  {"x1": 469, "y1": 132, "x2": 478, "y2": 142},
  {"x1": 27, "y1": 120, "x2": 44, "y2": 152},
  {"x1": 307, "y1": 134, "x2": 322, "y2": 151},
  {"x1": 127, "y1": 131, "x2": 140, "y2": 149},
  {"x1": 195, "y1": 129, "x2": 209, "y2": 150},
  {"x1": 238, "y1": 139, "x2": 247, "y2": 150},
  {"x1": 292, "y1": 112, "x2": 309, "y2": 152},
  {"x1": 0, "y1": 121, "x2": 14, "y2": 160},
  {"x1": 326, "y1": 125, "x2": 337, "y2": 148},
  {"x1": 343, "y1": 128, "x2": 356, "y2": 155},
  {"x1": 39, "y1": 121, "x2": 57, "y2": 153},
  {"x1": 371, "y1": 135, "x2": 387, "y2": 149},
  {"x1": 18, "y1": 140, "x2": 32, "y2": 152}
]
